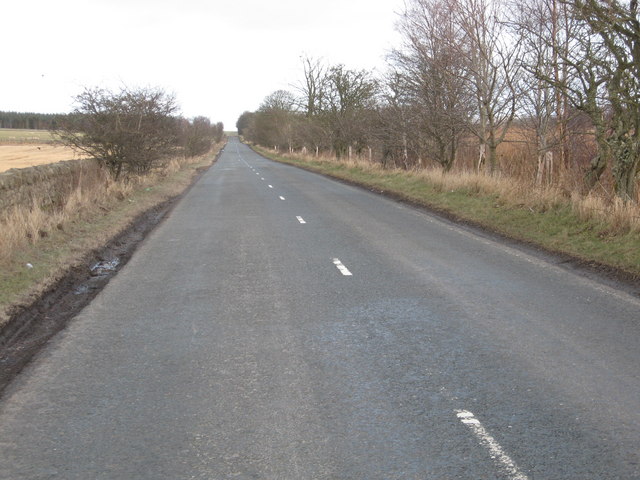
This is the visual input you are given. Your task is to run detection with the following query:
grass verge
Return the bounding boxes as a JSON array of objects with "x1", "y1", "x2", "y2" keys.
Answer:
[
  {"x1": 253, "y1": 145, "x2": 640, "y2": 279},
  {"x1": 0, "y1": 143, "x2": 225, "y2": 326}
]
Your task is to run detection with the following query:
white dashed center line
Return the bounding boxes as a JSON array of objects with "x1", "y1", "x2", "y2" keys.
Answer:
[
  {"x1": 332, "y1": 258, "x2": 352, "y2": 276},
  {"x1": 296, "y1": 216, "x2": 306, "y2": 224},
  {"x1": 455, "y1": 410, "x2": 529, "y2": 480},
  {"x1": 268, "y1": 185, "x2": 273, "y2": 189},
  {"x1": 279, "y1": 196, "x2": 286, "y2": 200}
]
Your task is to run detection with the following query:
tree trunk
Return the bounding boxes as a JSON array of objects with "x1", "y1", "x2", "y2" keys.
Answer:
[
  {"x1": 445, "y1": 139, "x2": 456, "y2": 173},
  {"x1": 487, "y1": 142, "x2": 498, "y2": 176},
  {"x1": 477, "y1": 143, "x2": 486, "y2": 172},
  {"x1": 612, "y1": 144, "x2": 640, "y2": 201},
  {"x1": 536, "y1": 153, "x2": 544, "y2": 186},
  {"x1": 545, "y1": 151, "x2": 553, "y2": 185},
  {"x1": 402, "y1": 132, "x2": 409, "y2": 169},
  {"x1": 614, "y1": 165, "x2": 638, "y2": 201},
  {"x1": 585, "y1": 153, "x2": 607, "y2": 190}
]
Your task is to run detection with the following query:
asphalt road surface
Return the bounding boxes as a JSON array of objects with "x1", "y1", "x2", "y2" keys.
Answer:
[{"x1": 1, "y1": 137, "x2": 639, "y2": 479}]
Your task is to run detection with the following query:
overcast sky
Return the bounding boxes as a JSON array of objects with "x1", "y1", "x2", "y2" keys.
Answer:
[{"x1": 3, "y1": 0, "x2": 406, "y2": 130}]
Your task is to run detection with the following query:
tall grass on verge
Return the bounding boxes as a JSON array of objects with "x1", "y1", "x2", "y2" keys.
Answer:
[
  {"x1": 572, "y1": 192, "x2": 640, "y2": 235},
  {"x1": 0, "y1": 143, "x2": 224, "y2": 326},
  {"x1": 273, "y1": 148, "x2": 640, "y2": 237},
  {"x1": 1, "y1": 161, "x2": 111, "y2": 263},
  {"x1": 0, "y1": 153, "x2": 208, "y2": 264}
]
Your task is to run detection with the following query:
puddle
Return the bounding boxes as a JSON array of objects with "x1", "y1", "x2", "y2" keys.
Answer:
[
  {"x1": 73, "y1": 285, "x2": 90, "y2": 295},
  {"x1": 90, "y1": 258, "x2": 120, "y2": 276}
]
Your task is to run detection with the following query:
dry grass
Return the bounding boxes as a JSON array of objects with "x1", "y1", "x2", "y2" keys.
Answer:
[
  {"x1": 416, "y1": 168, "x2": 567, "y2": 210},
  {"x1": 278, "y1": 147, "x2": 640, "y2": 236},
  {"x1": 0, "y1": 152, "x2": 215, "y2": 264},
  {"x1": 1, "y1": 161, "x2": 118, "y2": 263},
  {"x1": 419, "y1": 167, "x2": 640, "y2": 234},
  {"x1": 0, "y1": 145, "x2": 86, "y2": 172},
  {"x1": 572, "y1": 192, "x2": 640, "y2": 234},
  {"x1": 0, "y1": 144, "x2": 225, "y2": 325}
]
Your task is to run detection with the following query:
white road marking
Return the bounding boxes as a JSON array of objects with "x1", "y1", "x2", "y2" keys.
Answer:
[
  {"x1": 268, "y1": 185, "x2": 273, "y2": 189},
  {"x1": 261, "y1": 177, "x2": 265, "y2": 180},
  {"x1": 455, "y1": 410, "x2": 529, "y2": 480},
  {"x1": 296, "y1": 216, "x2": 306, "y2": 224},
  {"x1": 279, "y1": 196, "x2": 286, "y2": 200},
  {"x1": 332, "y1": 258, "x2": 353, "y2": 276}
]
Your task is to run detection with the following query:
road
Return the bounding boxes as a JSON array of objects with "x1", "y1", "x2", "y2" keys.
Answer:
[{"x1": 1, "y1": 137, "x2": 639, "y2": 479}]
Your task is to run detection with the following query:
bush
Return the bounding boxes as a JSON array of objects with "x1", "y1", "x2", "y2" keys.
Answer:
[{"x1": 53, "y1": 87, "x2": 180, "y2": 180}]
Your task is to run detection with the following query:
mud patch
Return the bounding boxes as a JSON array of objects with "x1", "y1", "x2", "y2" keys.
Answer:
[{"x1": 0, "y1": 164, "x2": 213, "y2": 397}]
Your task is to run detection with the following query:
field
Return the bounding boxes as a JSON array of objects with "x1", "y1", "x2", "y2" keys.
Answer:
[
  {"x1": 0, "y1": 128, "x2": 55, "y2": 144},
  {"x1": 0, "y1": 145, "x2": 85, "y2": 173},
  {"x1": 0, "y1": 129, "x2": 85, "y2": 173}
]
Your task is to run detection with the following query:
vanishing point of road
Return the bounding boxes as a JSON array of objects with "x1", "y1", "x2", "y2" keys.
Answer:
[{"x1": 1, "y1": 137, "x2": 639, "y2": 479}]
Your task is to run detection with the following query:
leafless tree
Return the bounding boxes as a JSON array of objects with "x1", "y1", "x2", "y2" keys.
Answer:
[
  {"x1": 454, "y1": 0, "x2": 522, "y2": 174},
  {"x1": 295, "y1": 56, "x2": 329, "y2": 117},
  {"x1": 377, "y1": 70, "x2": 418, "y2": 168},
  {"x1": 249, "y1": 90, "x2": 299, "y2": 151},
  {"x1": 510, "y1": 0, "x2": 562, "y2": 183},
  {"x1": 570, "y1": 0, "x2": 640, "y2": 200},
  {"x1": 524, "y1": 0, "x2": 640, "y2": 199},
  {"x1": 181, "y1": 116, "x2": 222, "y2": 157},
  {"x1": 322, "y1": 65, "x2": 379, "y2": 158},
  {"x1": 392, "y1": 0, "x2": 475, "y2": 171},
  {"x1": 54, "y1": 86, "x2": 180, "y2": 179},
  {"x1": 236, "y1": 111, "x2": 254, "y2": 137}
]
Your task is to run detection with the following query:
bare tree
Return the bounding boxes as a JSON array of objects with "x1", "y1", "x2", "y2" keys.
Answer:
[
  {"x1": 511, "y1": 0, "x2": 563, "y2": 184},
  {"x1": 296, "y1": 56, "x2": 329, "y2": 117},
  {"x1": 181, "y1": 116, "x2": 221, "y2": 157},
  {"x1": 236, "y1": 111, "x2": 254, "y2": 137},
  {"x1": 323, "y1": 64, "x2": 378, "y2": 158},
  {"x1": 525, "y1": 0, "x2": 640, "y2": 199},
  {"x1": 570, "y1": 0, "x2": 640, "y2": 200},
  {"x1": 455, "y1": 0, "x2": 522, "y2": 174},
  {"x1": 250, "y1": 90, "x2": 299, "y2": 151},
  {"x1": 214, "y1": 122, "x2": 225, "y2": 143},
  {"x1": 54, "y1": 86, "x2": 179, "y2": 179},
  {"x1": 260, "y1": 89, "x2": 297, "y2": 112},
  {"x1": 377, "y1": 70, "x2": 418, "y2": 168},
  {"x1": 392, "y1": 0, "x2": 474, "y2": 171},
  {"x1": 551, "y1": 0, "x2": 573, "y2": 169}
]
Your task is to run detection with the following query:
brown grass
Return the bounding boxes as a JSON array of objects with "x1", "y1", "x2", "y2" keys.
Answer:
[
  {"x1": 277, "y1": 147, "x2": 640, "y2": 236},
  {"x1": 0, "y1": 153, "x2": 214, "y2": 264},
  {"x1": 0, "y1": 145, "x2": 86, "y2": 173},
  {"x1": 0, "y1": 161, "x2": 115, "y2": 263},
  {"x1": 0, "y1": 143, "x2": 225, "y2": 325}
]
